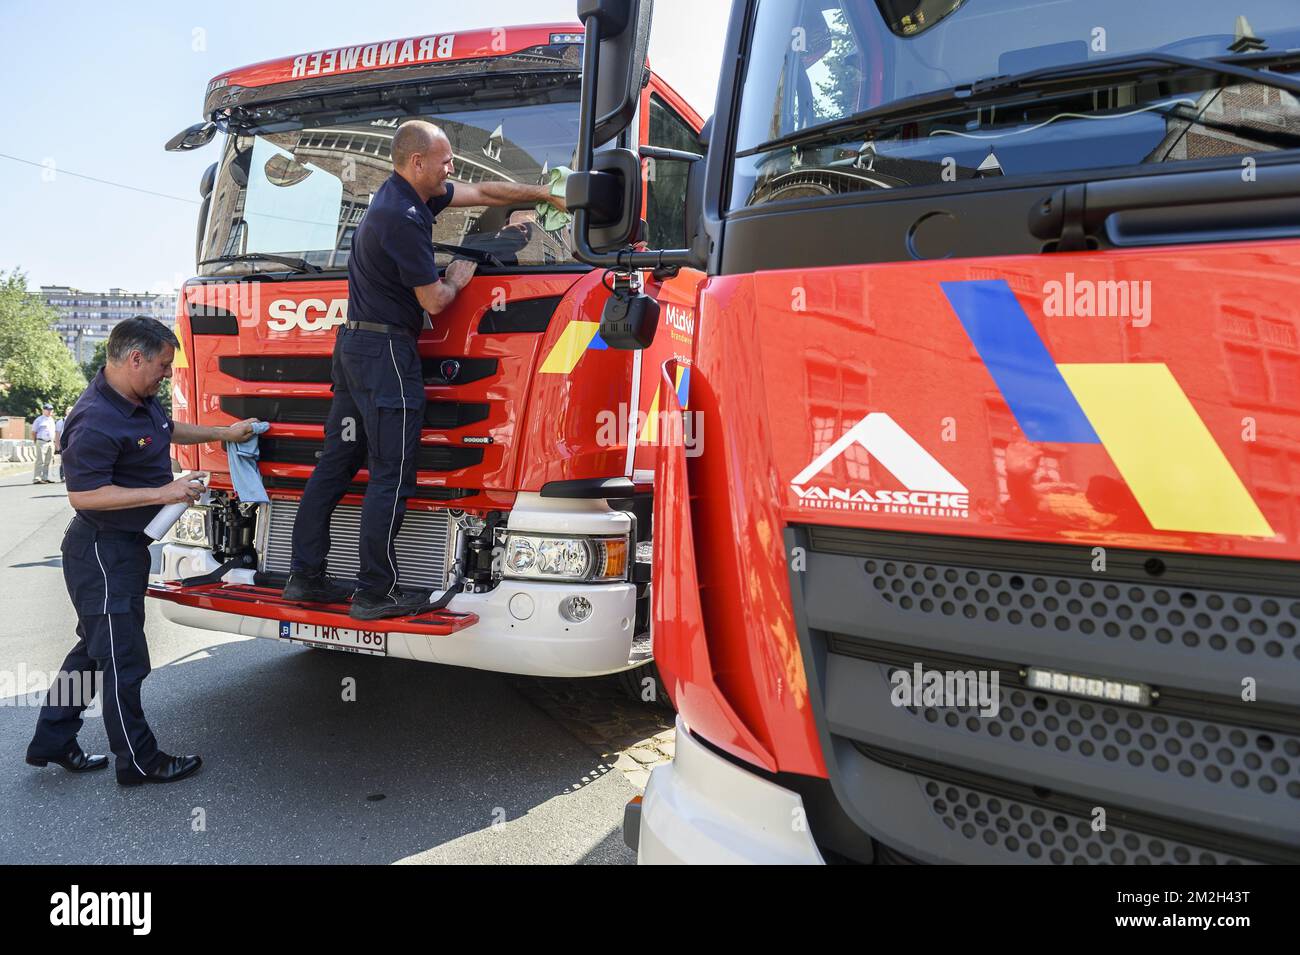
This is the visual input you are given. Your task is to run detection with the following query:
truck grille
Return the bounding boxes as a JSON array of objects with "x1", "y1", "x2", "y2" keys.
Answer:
[
  {"x1": 913, "y1": 772, "x2": 1252, "y2": 865},
  {"x1": 787, "y1": 525, "x2": 1300, "y2": 864},
  {"x1": 260, "y1": 498, "x2": 453, "y2": 592}
]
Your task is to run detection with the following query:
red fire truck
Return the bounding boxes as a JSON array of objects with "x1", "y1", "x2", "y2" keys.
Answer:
[
  {"x1": 149, "y1": 23, "x2": 703, "y2": 687},
  {"x1": 565, "y1": 1, "x2": 1300, "y2": 863}
]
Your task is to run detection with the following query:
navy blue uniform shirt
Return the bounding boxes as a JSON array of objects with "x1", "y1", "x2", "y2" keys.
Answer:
[
  {"x1": 62, "y1": 370, "x2": 174, "y2": 532},
  {"x1": 347, "y1": 173, "x2": 455, "y2": 334}
]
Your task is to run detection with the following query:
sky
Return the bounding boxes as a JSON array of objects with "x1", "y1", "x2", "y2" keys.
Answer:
[{"x1": 0, "y1": 0, "x2": 731, "y2": 294}]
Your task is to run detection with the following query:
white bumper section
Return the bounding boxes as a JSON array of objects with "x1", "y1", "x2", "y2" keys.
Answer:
[
  {"x1": 638, "y1": 717, "x2": 825, "y2": 864},
  {"x1": 153, "y1": 493, "x2": 643, "y2": 678}
]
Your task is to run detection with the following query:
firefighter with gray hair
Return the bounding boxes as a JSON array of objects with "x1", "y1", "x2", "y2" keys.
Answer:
[{"x1": 25, "y1": 316, "x2": 259, "y2": 785}]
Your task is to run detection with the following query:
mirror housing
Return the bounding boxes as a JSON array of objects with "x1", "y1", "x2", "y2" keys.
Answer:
[
  {"x1": 572, "y1": 0, "x2": 701, "y2": 271},
  {"x1": 578, "y1": 0, "x2": 654, "y2": 148},
  {"x1": 166, "y1": 121, "x2": 218, "y2": 152},
  {"x1": 195, "y1": 162, "x2": 218, "y2": 268},
  {"x1": 684, "y1": 117, "x2": 712, "y2": 263},
  {"x1": 199, "y1": 161, "x2": 218, "y2": 200},
  {"x1": 566, "y1": 148, "x2": 642, "y2": 253}
]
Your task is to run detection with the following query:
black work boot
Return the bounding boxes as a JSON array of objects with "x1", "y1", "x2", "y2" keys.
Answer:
[
  {"x1": 283, "y1": 571, "x2": 354, "y2": 605},
  {"x1": 349, "y1": 586, "x2": 432, "y2": 621}
]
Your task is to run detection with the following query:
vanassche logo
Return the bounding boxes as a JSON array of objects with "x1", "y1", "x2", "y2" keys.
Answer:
[{"x1": 791, "y1": 412, "x2": 969, "y2": 519}]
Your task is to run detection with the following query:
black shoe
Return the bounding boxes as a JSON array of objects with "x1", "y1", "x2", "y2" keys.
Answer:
[
  {"x1": 282, "y1": 571, "x2": 353, "y2": 604},
  {"x1": 117, "y1": 752, "x2": 202, "y2": 787},
  {"x1": 26, "y1": 741, "x2": 108, "y2": 774},
  {"x1": 349, "y1": 586, "x2": 431, "y2": 621}
]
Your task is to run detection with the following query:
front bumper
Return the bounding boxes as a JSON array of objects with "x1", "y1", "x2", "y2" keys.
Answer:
[
  {"x1": 153, "y1": 542, "x2": 640, "y2": 677},
  {"x1": 636, "y1": 717, "x2": 825, "y2": 865}
]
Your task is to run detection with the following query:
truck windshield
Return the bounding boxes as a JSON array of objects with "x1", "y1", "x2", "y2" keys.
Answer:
[
  {"x1": 200, "y1": 95, "x2": 581, "y2": 275},
  {"x1": 731, "y1": 0, "x2": 1300, "y2": 207}
]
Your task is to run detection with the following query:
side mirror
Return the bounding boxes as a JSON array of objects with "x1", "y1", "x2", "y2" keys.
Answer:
[
  {"x1": 196, "y1": 162, "x2": 218, "y2": 268},
  {"x1": 166, "y1": 121, "x2": 218, "y2": 152},
  {"x1": 578, "y1": 0, "x2": 654, "y2": 148},
  {"x1": 572, "y1": 0, "x2": 697, "y2": 271},
  {"x1": 199, "y1": 161, "x2": 218, "y2": 200},
  {"x1": 684, "y1": 117, "x2": 712, "y2": 262},
  {"x1": 566, "y1": 148, "x2": 642, "y2": 253}
]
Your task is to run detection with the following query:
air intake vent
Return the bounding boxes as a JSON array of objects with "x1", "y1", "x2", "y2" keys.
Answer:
[
  {"x1": 260, "y1": 498, "x2": 452, "y2": 591},
  {"x1": 187, "y1": 303, "x2": 239, "y2": 335},
  {"x1": 259, "y1": 437, "x2": 482, "y2": 472},
  {"x1": 221, "y1": 396, "x2": 489, "y2": 429},
  {"x1": 477, "y1": 295, "x2": 562, "y2": 333},
  {"x1": 263, "y1": 477, "x2": 475, "y2": 501},
  {"x1": 219, "y1": 355, "x2": 498, "y2": 385}
]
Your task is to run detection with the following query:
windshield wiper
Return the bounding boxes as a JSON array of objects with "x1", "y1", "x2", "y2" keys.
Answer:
[
  {"x1": 198, "y1": 253, "x2": 323, "y2": 274},
  {"x1": 1152, "y1": 99, "x2": 1300, "y2": 151},
  {"x1": 741, "y1": 50, "x2": 1300, "y2": 157},
  {"x1": 431, "y1": 242, "x2": 505, "y2": 269}
]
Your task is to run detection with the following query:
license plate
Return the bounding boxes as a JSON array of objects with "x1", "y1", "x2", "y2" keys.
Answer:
[{"x1": 278, "y1": 621, "x2": 387, "y2": 656}]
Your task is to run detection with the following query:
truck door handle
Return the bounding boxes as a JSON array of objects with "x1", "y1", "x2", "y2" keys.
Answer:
[{"x1": 1028, "y1": 165, "x2": 1300, "y2": 251}]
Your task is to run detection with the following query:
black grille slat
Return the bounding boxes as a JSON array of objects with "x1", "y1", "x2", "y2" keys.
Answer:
[
  {"x1": 262, "y1": 476, "x2": 474, "y2": 501},
  {"x1": 477, "y1": 295, "x2": 562, "y2": 333},
  {"x1": 912, "y1": 772, "x2": 1255, "y2": 865},
  {"x1": 259, "y1": 437, "x2": 482, "y2": 472},
  {"x1": 218, "y1": 354, "x2": 498, "y2": 386},
  {"x1": 220, "y1": 396, "x2": 489, "y2": 429},
  {"x1": 220, "y1": 355, "x2": 332, "y2": 382},
  {"x1": 188, "y1": 304, "x2": 239, "y2": 335}
]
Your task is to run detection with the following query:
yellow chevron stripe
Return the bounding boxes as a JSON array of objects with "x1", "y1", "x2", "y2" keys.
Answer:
[
  {"x1": 1058, "y1": 363, "x2": 1273, "y2": 537},
  {"x1": 539, "y1": 321, "x2": 601, "y2": 374},
  {"x1": 639, "y1": 384, "x2": 661, "y2": 443}
]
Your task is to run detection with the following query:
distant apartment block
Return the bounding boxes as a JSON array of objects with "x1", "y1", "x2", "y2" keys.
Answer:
[{"x1": 41, "y1": 286, "x2": 178, "y2": 364}]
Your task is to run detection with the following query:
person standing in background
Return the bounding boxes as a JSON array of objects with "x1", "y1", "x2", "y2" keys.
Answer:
[
  {"x1": 54, "y1": 409, "x2": 67, "y2": 483},
  {"x1": 31, "y1": 402, "x2": 56, "y2": 484}
]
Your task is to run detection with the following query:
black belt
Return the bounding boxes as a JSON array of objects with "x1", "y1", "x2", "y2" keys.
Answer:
[
  {"x1": 67, "y1": 513, "x2": 149, "y2": 543},
  {"x1": 345, "y1": 321, "x2": 415, "y2": 336}
]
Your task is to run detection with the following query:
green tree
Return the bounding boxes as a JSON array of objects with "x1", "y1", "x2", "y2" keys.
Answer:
[
  {"x1": 0, "y1": 270, "x2": 87, "y2": 417},
  {"x1": 81, "y1": 339, "x2": 108, "y2": 382}
]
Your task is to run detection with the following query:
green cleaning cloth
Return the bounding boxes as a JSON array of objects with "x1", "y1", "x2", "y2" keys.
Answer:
[{"x1": 535, "y1": 165, "x2": 573, "y2": 232}]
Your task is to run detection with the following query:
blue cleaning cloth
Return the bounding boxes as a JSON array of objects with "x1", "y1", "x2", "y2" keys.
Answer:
[{"x1": 224, "y1": 421, "x2": 272, "y2": 503}]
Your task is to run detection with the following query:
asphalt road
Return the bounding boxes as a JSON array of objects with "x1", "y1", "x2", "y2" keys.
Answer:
[{"x1": 0, "y1": 470, "x2": 641, "y2": 864}]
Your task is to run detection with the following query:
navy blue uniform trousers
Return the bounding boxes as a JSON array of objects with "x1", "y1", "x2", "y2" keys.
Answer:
[
  {"x1": 28, "y1": 517, "x2": 160, "y2": 776},
  {"x1": 290, "y1": 326, "x2": 424, "y2": 594}
]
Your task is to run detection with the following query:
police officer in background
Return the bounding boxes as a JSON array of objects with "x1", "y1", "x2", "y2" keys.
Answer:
[
  {"x1": 284, "y1": 120, "x2": 566, "y2": 620},
  {"x1": 26, "y1": 316, "x2": 258, "y2": 785}
]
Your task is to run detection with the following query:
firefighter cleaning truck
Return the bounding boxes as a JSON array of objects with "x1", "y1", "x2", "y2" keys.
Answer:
[{"x1": 149, "y1": 23, "x2": 703, "y2": 688}]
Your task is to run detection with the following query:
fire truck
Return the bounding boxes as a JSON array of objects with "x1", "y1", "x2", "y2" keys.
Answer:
[
  {"x1": 149, "y1": 23, "x2": 703, "y2": 686},
  {"x1": 564, "y1": 1, "x2": 1300, "y2": 863}
]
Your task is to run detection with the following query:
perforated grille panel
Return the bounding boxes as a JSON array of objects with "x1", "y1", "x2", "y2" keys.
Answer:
[
  {"x1": 790, "y1": 525, "x2": 1300, "y2": 864},
  {"x1": 891, "y1": 672, "x2": 1300, "y2": 800},
  {"x1": 919, "y1": 777, "x2": 1252, "y2": 865},
  {"x1": 260, "y1": 499, "x2": 451, "y2": 591},
  {"x1": 866, "y1": 559, "x2": 1300, "y2": 662}
]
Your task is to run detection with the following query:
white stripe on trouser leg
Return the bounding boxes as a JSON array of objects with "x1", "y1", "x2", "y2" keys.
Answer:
[
  {"x1": 94, "y1": 541, "x2": 146, "y2": 776},
  {"x1": 385, "y1": 339, "x2": 406, "y2": 599}
]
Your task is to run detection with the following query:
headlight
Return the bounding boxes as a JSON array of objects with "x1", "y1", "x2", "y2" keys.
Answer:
[
  {"x1": 164, "y1": 506, "x2": 210, "y2": 547},
  {"x1": 502, "y1": 534, "x2": 628, "y2": 582}
]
